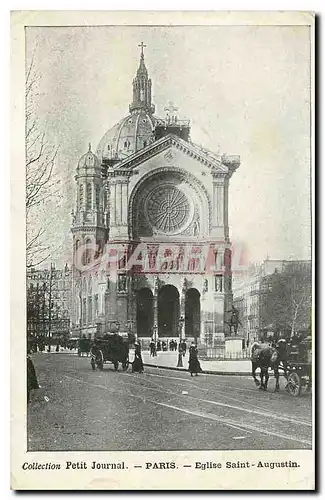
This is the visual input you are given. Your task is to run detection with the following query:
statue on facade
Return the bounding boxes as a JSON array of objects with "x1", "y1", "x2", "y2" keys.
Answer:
[
  {"x1": 215, "y1": 275, "x2": 223, "y2": 292},
  {"x1": 203, "y1": 279, "x2": 208, "y2": 293}
]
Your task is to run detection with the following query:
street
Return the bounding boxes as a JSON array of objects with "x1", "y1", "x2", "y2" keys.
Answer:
[{"x1": 27, "y1": 353, "x2": 312, "y2": 452}]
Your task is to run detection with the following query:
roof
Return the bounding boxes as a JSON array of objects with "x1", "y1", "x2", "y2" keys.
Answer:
[{"x1": 96, "y1": 110, "x2": 162, "y2": 161}]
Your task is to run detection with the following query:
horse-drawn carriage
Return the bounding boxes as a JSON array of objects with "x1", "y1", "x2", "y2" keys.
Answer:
[
  {"x1": 284, "y1": 336, "x2": 312, "y2": 397},
  {"x1": 90, "y1": 333, "x2": 130, "y2": 371},
  {"x1": 251, "y1": 336, "x2": 312, "y2": 397}
]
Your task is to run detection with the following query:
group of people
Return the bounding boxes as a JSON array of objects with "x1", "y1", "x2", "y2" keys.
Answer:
[
  {"x1": 148, "y1": 337, "x2": 201, "y2": 376},
  {"x1": 149, "y1": 338, "x2": 183, "y2": 356}
]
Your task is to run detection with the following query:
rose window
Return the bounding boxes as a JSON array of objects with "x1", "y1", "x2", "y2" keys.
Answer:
[{"x1": 144, "y1": 184, "x2": 192, "y2": 234}]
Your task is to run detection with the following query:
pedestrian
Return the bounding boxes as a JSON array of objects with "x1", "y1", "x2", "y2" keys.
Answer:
[
  {"x1": 132, "y1": 341, "x2": 144, "y2": 373},
  {"x1": 188, "y1": 343, "x2": 201, "y2": 376},
  {"x1": 177, "y1": 342, "x2": 184, "y2": 368},
  {"x1": 149, "y1": 339, "x2": 155, "y2": 357},
  {"x1": 156, "y1": 340, "x2": 161, "y2": 352},
  {"x1": 27, "y1": 355, "x2": 39, "y2": 403},
  {"x1": 181, "y1": 339, "x2": 187, "y2": 356}
]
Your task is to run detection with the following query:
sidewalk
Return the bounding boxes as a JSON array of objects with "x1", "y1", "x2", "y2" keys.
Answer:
[{"x1": 141, "y1": 351, "x2": 252, "y2": 375}]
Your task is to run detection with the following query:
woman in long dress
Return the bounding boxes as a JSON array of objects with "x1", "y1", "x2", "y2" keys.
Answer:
[
  {"x1": 188, "y1": 343, "x2": 201, "y2": 376},
  {"x1": 132, "y1": 341, "x2": 144, "y2": 373}
]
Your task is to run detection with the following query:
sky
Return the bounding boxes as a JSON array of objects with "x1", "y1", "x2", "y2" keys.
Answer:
[{"x1": 26, "y1": 24, "x2": 312, "y2": 268}]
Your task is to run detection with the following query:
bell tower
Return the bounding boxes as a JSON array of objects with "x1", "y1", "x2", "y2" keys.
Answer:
[
  {"x1": 71, "y1": 144, "x2": 108, "y2": 261},
  {"x1": 71, "y1": 144, "x2": 108, "y2": 329},
  {"x1": 129, "y1": 42, "x2": 155, "y2": 114}
]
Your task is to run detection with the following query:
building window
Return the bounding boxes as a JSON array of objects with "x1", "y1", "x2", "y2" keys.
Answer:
[
  {"x1": 94, "y1": 294, "x2": 98, "y2": 319},
  {"x1": 95, "y1": 185, "x2": 100, "y2": 208},
  {"x1": 84, "y1": 238, "x2": 92, "y2": 264},
  {"x1": 86, "y1": 183, "x2": 92, "y2": 209},
  {"x1": 79, "y1": 185, "x2": 84, "y2": 207}
]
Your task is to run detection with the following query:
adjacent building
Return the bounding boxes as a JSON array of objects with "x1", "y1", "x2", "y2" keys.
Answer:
[
  {"x1": 27, "y1": 264, "x2": 72, "y2": 340},
  {"x1": 233, "y1": 259, "x2": 312, "y2": 344}
]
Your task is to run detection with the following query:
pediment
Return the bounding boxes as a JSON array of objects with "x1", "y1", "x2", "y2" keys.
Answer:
[{"x1": 113, "y1": 134, "x2": 235, "y2": 175}]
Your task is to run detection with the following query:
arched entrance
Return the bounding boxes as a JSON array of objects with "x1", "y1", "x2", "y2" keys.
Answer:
[
  {"x1": 136, "y1": 288, "x2": 153, "y2": 337},
  {"x1": 185, "y1": 288, "x2": 201, "y2": 342},
  {"x1": 158, "y1": 285, "x2": 180, "y2": 337}
]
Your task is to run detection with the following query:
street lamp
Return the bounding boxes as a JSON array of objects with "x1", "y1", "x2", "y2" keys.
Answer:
[
  {"x1": 177, "y1": 316, "x2": 185, "y2": 368},
  {"x1": 153, "y1": 324, "x2": 158, "y2": 343},
  {"x1": 179, "y1": 316, "x2": 185, "y2": 341}
]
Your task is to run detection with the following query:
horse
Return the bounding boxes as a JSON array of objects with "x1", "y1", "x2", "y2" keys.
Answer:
[{"x1": 251, "y1": 342, "x2": 280, "y2": 392}]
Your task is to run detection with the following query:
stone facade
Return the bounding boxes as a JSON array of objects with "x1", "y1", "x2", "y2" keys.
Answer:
[{"x1": 71, "y1": 47, "x2": 240, "y2": 344}]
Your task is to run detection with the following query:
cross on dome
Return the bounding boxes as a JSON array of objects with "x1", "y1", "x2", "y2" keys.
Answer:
[{"x1": 138, "y1": 41, "x2": 146, "y2": 58}]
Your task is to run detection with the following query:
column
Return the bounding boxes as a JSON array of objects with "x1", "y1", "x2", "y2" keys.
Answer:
[
  {"x1": 121, "y1": 181, "x2": 129, "y2": 225},
  {"x1": 153, "y1": 277, "x2": 158, "y2": 341},
  {"x1": 109, "y1": 181, "x2": 116, "y2": 227},
  {"x1": 179, "y1": 280, "x2": 186, "y2": 341},
  {"x1": 224, "y1": 178, "x2": 229, "y2": 240},
  {"x1": 211, "y1": 174, "x2": 225, "y2": 237},
  {"x1": 116, "y1": 181, "x2": 122, "y2": 225},
  {"x1": 98, "y1": 286, "x2": 105, "y2": 316}
]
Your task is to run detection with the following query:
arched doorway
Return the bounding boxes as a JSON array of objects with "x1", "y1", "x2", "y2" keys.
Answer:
[
  {"x1": 185, "y1": 288, "x2": 201, "y2": 342},
  {"x1": 158, "y1": 285, "x2": 180, "y2": 337},
  {"x1": 136, "y1": 288, "x2": 153, "y2": 337}
]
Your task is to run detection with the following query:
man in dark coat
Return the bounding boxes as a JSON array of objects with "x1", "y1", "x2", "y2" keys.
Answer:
[{"x1": 27, "y1": 355, "x2": 39, "y2": 403}]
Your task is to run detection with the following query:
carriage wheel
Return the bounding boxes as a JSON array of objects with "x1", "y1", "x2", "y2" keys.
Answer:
[
  {"x1": 122, "y1": 360, "x2": 129, "y2": 371},
  {"x1": 287, "y1": 371, "x2": 301, "y2": 397},
  {"x1": 114, "y1": 360, "x2": 119, "y2": 371},
  {"x1": 96, "y1": 350, "x2": 104, "y2": 371}
]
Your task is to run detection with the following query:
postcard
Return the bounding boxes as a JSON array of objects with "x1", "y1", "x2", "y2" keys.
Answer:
[{"x1": 11, "y1": 10, "x2": 314, "y2": 490}]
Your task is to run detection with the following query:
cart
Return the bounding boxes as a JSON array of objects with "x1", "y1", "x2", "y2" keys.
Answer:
[
  {"x1": 90, "y1": 333, "x2": 130, "y2": 371},
  {"x1": 284, "y1": 337, "x2": 312, "y2": 397}
]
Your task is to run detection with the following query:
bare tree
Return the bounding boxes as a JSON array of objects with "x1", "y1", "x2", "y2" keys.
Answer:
[
  {"x1": 260, "y1": 263, "x2": 311, "y2": 336},
  {"x1": 26, "y1": 51, "x2": 60, "y2": 267}
]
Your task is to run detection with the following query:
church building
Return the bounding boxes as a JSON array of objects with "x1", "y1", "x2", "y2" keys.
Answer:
[{"x1": 71, "y1": 44, "x2": 240, "y2": 346}]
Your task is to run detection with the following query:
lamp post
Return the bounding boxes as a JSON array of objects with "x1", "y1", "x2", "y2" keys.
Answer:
[
  {"x1": 177, "y1": 316, "x2": 185, "y2": 368},
  {"x1": 153, "y1": 324, "x2": 158, "y2": 343}
]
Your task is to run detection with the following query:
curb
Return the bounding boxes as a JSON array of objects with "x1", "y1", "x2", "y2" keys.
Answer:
[{"x1": 143, "y1": 363, "x2": 251, "y2": 376}]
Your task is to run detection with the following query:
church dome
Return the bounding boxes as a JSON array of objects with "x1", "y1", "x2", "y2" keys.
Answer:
[
  {"x1": 77, "y1": 145, "x2": 100, "y2": 170},
  {"x1": 96, "y1": 110, "x2": 160, "y2": 161}
]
